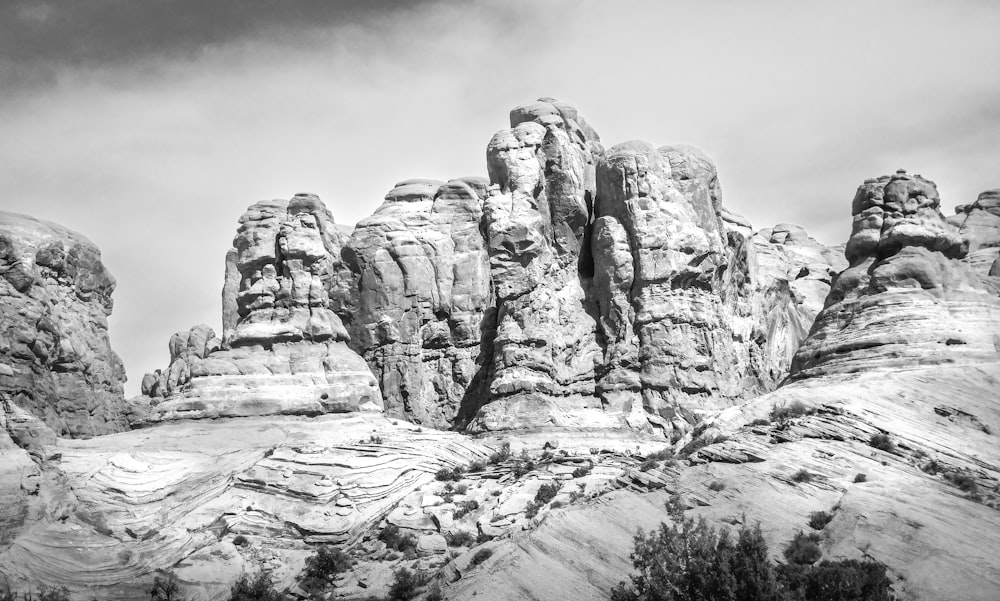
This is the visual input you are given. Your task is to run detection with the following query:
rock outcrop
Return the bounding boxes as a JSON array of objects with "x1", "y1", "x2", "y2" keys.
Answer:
[
  {"x1": 949, "y1": 188, "x2": 1000, "y2": 276},
  {"x1": 791, "y1": 171, "x2": 1000, "y2": 379},
  {"x1": 0, "y1": 211, "x2": 127, "y2": 437},
  {"x1": 339, "y1": 178, "x2": 493, "y2": 427},
  {"x1": 142, "y1": 196, "x2": 382, "y2": 421}
]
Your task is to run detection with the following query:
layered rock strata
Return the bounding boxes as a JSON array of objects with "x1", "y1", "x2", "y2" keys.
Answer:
[
  {"x1": 0, "y1": 211, "x2": 127, "y2": 437},
  {"x1": 791, "y1": 171, "x2": 1000, "y2": 379},
  {"x1": 143, "y1": 195, "x2": 382, "y2": 420}
]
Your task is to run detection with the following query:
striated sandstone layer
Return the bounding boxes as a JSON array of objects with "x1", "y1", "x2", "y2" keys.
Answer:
[
  {"x1": 0, "y1": 211, "x2": 127, "y2": 437},
  {"x1": 791, "y1": 171, "x2": 1000, "y2": 379},
  {"x1": 142, "y1": 195, "x2": 382, "y2": 421}
]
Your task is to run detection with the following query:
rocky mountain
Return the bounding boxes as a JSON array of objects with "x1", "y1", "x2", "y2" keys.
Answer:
[
  {"x1": 0, "y1": 211, "x2": 127, "y2": 438},
  {"x1": 0, "y1": 100, "x2": 998, "y2": 601}
]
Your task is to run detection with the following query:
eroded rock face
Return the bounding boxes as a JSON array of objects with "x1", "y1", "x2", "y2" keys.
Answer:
[
  {"x1": 0, "y1": 211, "x2": 127, "y2": 437},
  {"x1": 470, "y1": 99, "x2": 613, "y2": 431},
  {"x1": 791, "y1": 171, "x2": 1000, "y2": 379},
  {"x1": 339, "y1": 177, "x2": 493, "y2": 426},
  {"x1": 142, "y1": 196, "x2": 382, "y2": 421},
  {"x1": 949, "y1": 189, "x2": 1000, "y2": 276}
]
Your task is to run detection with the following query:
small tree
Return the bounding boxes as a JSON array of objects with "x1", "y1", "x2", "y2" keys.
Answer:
[
  {"x1": 149, "y1": 572, "x2": 185, "y2": 601},
  {"x1": 230, "y1": 572, "x2": 287, "y2": 601}
]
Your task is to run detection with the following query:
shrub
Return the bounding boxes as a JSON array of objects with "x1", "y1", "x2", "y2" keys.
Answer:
[
  {"x1": 791, "y1": 469, "x2": 813, "y2": 483},
  {"x1": 611, "y1": 517, "x2": 781, "y2": 601},
  {"x1": 776, "y1": 559, "x2": 891, "y2": 601},
  {"x1": 749, "y1": 418, "x2": 771, "y2": 427},
  {"x1": 854, "y1": 473, "x2": 868, "y2": 483},
  {"x1": 638, "y1": 457, "x2": 659, "y2": 472},
  {"x1": 435, "y1": 467, "x2": 465, "y2": 482},
  {"x1": 921, "y1": 459, "x2": 940, "y2": 475},
  {"x1": 232, "y1": 534, "x2": 248, "y2": 546},
  {"x1": 386, "y1": 568, "x2": 423, "y2": 601},
  {"x1": 512, "y1": 458, "x2": 535, "y2": 478},
  {"x1": 707, "y1": 481, "x2": 726, "y2": 492},
  {"x1": 444, "y1": 531, "x2": 475, "y2": 547},
  {"x1": 378, "y1": 525, "x2": 417, "y2": 554},
  {"x1": 468, "y1": 459, "x2": 486, "y2": 472},
  {"x1": 454, "y1": 484, "x2": 469, "y2": 495},
  {"x1": 679, "y1": 435, "x2": 729, "y2": 458},
  {"x1": 453, "y1": 500, "x2": 480, "y2": 519},
  {"x1": 571, "y1": 464, "x2": 592, "y2": 478},
  {"x1": 368, "y1": 434, "x2": 383, "y2": 445},
  {"x1": 525, "y1": 502, "x2": 540, "y2": 519},
  {"x1": 230, "y1": 572, "x2": 286, "y2": 601},
  {"x1": 471, "y1": 548, "x2": 493, "y2": 566},
  {"x1": 869, "y1": 433, "x2": 894, "y2": 453},
  {"x1": 784, "y1": 531, "x2": 822, "y2": 565},
  {"x1": 550, "y1": 500, "x2": 564, "y2": 509},
  {"x1": 149, "y1": 572, "x2": 186, "y2": 601},
  {"x1": 613, "y1": 517, "x2": 890, "y2": 601},
  {"x1": 475, "y1": 532, "x2": 494, "y2": 544},
  {"x1": 301, "y1": 546, "x2": 352, "y2": 592},
  {"x1": 534, "y1": 482, "x2": 561, "y2": 505},
  {"x1": 808, "y1": 511, "x2": 833, "y2": 530},
  {"x1": 488, "y1": 442, "x2": 512, "y2": 465},
  {"x1": 770, "y1": 401, "x2": 813, "y2": 422},
  {"x1": 944, "y1": 471, "x2": 979, "y2": 495}
]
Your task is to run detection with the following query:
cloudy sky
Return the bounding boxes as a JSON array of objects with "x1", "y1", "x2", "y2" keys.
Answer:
[{"x1": 2, "y1": 0, "x2": 998, "y2": 396}]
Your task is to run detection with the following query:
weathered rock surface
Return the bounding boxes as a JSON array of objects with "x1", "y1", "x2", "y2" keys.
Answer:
[
  {"x1": 791, "y1": 171, "x2": 1000, "y2": 379},
  {"x1": 0, "y1": 211, "x2": 127, "y2": 437},
  {"x1": 142, "y1": 196, "x2": 382, "y2": 421},
  {"x1": 340, "y1": 177, "x2": 493, "y2": 427},
  {"x1": 949, "y1": 188, "x2": 1000, "y2": 276},
  {"x1": 0, "y1": 415, "x2": 491, "y2": 600}
]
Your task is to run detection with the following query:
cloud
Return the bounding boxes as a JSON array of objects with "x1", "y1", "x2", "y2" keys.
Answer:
[{"x1": 1, "y1": 0, "x2": 998, "y2": 395}]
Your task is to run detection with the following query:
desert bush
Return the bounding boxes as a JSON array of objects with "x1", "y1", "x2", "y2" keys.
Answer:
[
  {"x1": 784, "y1": 531, "x2": 822, "y2": 565},
  {"x1": 550, "y1": 500, "x2": 564, "y2": 509},
  {"x1": 230, "y1": 572, "x2": 286, "y2": 601},
  {"x1": 921, "y1": 459, "x2": 940, "y2": 475},
  {"x1": 791, "y1": 469, "x2": 813, "y2": 483},
  {"x1": 453, "y1": 500, "x2": 479, "y2": 519},
  {"x1": 808, "y1": 511, "x2": 833, "y2": 530},
  {"x1": 471, "y1": 548, "x2": 493, "y2": 567},
  {"x1": 611, "y1": 517, "x2": 781, "y2": 601},
  {"x1": 150, "y1": 572, "x2": 186, "y2": 601},
  {"x1": 454, "y1": 484, "x2": 469, "y2": 495},
  {"x1": 749, "y1": 418, "x2": 771, "y2": 427},
  {"x1": 868, "y1": 433, "x2": 894, "y2": 453},
  {"x1": 944, "y1": 471, "x2": 980, "y2": 495},
  {"x1": 534, "y1": 482, "x2": 561, "y2": 505},
  {"x1": 476, "y1": 532, "x2": 494, "y2": 544},
  {"x1": 776, "y1": 559, "x2": 891, "y2": 601},
  {"x1": 708, "y1": 481, "x2": 726, "y2": 492},
  {"x1": 444, "y1": 531, "x2": 475, "y2": 547},
  {"x1": 525, "y1": 502, "x2": 540, "y2": 519},
  {"x1": 679, "y1": 435, "x2": 729, "y2": 458},
  {"x1": 301, "y1": 545, "x2": 351, "y2": 593},
  {"x1": 386, "y1": 568, "x2": 424, "y2": 601},
  {"x1": 435, "y1": 467, "x2": 464, "y2": 482},
  {"x1": 854, "y1": 473, "x2": 868, "y2": 483},
  {"x1": 571, "y1": 464, "x2": 592, "y2": 478},
  {"x1": 488, "y1": 442, "x2": 512, "y2": 465},
  {"x1": 232, "y1": 534, "x2": 248, "y2": 546},
  {"x1": 378, "y1": 525, "x2": 417, "y2": 554},
  {"x1": 467, "y1": 459, "x2": 486, "y2": 472},
  {"x1": 770, "y1": 401, "x2": 814, "y2": 422},
  {"x1": 512, "y1": 457, "x2": 535, "y2": 478}
]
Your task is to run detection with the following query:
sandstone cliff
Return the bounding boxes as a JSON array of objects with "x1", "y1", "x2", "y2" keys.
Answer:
[
  {"x1": 141, "y1": 195, "x2": 382, "y2": 421},
  {"x1": 0, "y1": 211, "x2": 127, "y2": 438}
]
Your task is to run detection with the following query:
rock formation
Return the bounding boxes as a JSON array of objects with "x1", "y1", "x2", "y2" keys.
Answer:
[
  {"x1": 340, "y1": 177, "x2": 493, "y2": 427},
  {"x1": 142, "y1": 195, "x2": 382, "y2": 421},
  {"x1": 0, "y1": 211, "x2": 127, "y2": 437},
  {"x1": 949, "y1": 188, "x2": 1000, "y2": 276},
  {"x1": 791, "y1": 171, "x2": 1000, "y2": 379}
]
